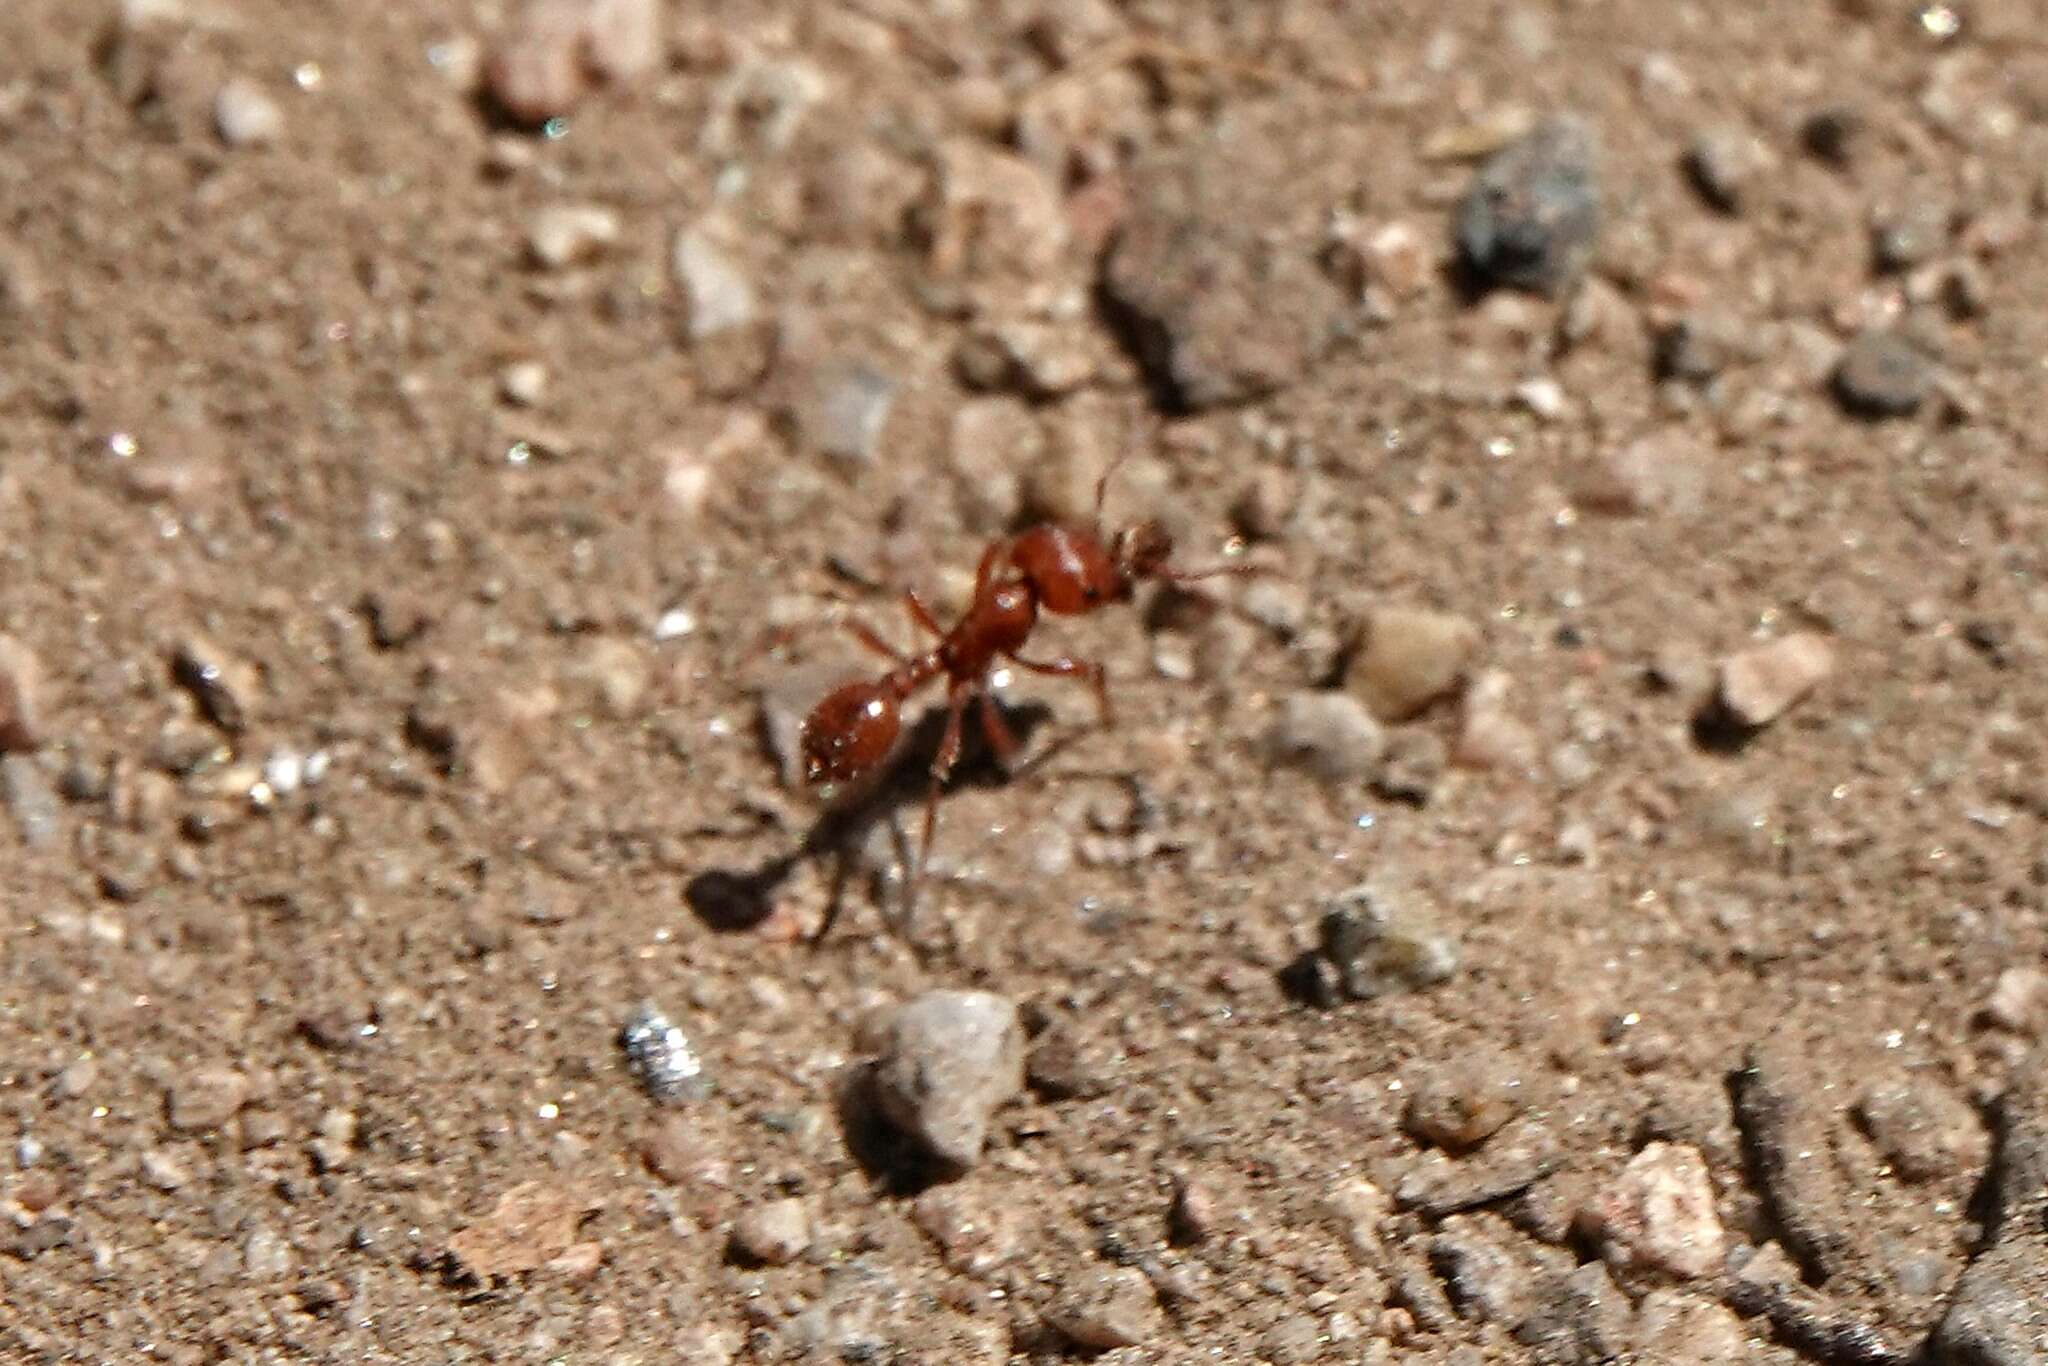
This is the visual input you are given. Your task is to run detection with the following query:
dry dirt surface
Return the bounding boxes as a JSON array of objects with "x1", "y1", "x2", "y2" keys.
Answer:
[{"x1": 5, "y1": 1, "x2": 2048, "y2": 1362}]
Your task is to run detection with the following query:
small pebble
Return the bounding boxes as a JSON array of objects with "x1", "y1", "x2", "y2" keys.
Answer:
[
  {"x1": 1454, "y1": 115, "x2": 1602, "y2": 296},
  {"x1": 1654, "y1": 314, "x2": 1742, "y2": 383},
  {"x1": 1264, "y1": 690, "x2": 1386, "y2": 783},
  {"x1": 2, "y1": 757, "x2": 59, "y2": 848},
  {"x1": 1800, "y1": 105, "x2": 1862, "y2": 166},
  {"x1": 1430, "y1": 1216, "x2": 1539, "y2": 1326},
  {"x1": 527, "y1": 204, "x2": 620, "y2": 270},
  {"x1": 1512, "y1": 376, "x2": 1568, "y2": 420},
  {"x1": 1168, "y1": 1173, "x2": 1219, "y2": 1244},
  {"x1": 244, "y1": 1227, "x2": 293, "y2": 1279},
  {"x1": 484, "y1": 0, "x2": 591, "y2": 126},
  {"x1": 1682, "y1": 126, "x2": 1769, "y2": 214},
  {"x1": 172, "y1": 635, "x2": 257, "y2": 733},
  {"x1": 582, "y1": 0, "x2": 662, "y2": 82},
  {"x1": 1872, "y1": 199, "x2": 1951, "y2": 273},
  {"x1": 1025, "y1": 1021, "x2": 1115, "y2": 1100},
  {"x1": 140, "y1": 1148, "x2": 190, "y2": 1190},
  {"x1": 1099, "y1": 139, "x2": 1339, "y2": 410},
  {"x1": 498, "y1": 360, "x2": 548, "y2": 406},
  {"x1": 167, "y1": 1068, "x2": 249, "y2": 1133},
  {"x1": 912, "y1": 1186, "x2": 1020, "y2": 1275},
  {"x1": 1831, "y1": 328, "x2": 1933, "y2": 418},
  {"x1": 1454, "y1": 671, "x2": 1537, "y2": 773},
  {"x1": 671, "y1": 224, "x2": 757, "y2": 339},
  {"x1": 1714, "y1": 632, "x2": 1834, "y2": 729},
  {"x1": 729, "y1": 1198, "x2": 812, "y2": 1266},
  {"x1": 619, "y1": 1002, "x2": 709, "y2": 1103},
  {"x1": 1360, "y1": 218, "x2": 1432, "y2": 298},
  {"x1": 1347, "y1": 607, "x2": 1480, "y2": 722},
  {"x1": 1635, "y1": 1290, "x2": 1751, "y2": 1362},
  {"x1": 1931, "y1": 1048, "x2": 2048, "y2": 1363},
  {"x1": 214, "y1": 78, "x2": 283, "y2": 147},
  {"x1": 1581, "y1": 1141, "x2": 1724, "y2": 1280},
  {"x1": 1405, "y1": 1053, "x2": 1525, "y2": 1150},
  {"x1": 1046, "y1": 1267, "x2": 1161, "y2": 1350},
  {"x1": 0, "y1": 635, "x2": 41, "y2": 751},
  {"x1": 1573, "y1": 431, "x2": 1708, "y2": 519},
  {"x1": 1984, "y1": 967, "x2": 2047, "y2": 1034},
  {"x1": 1854, "y1": 1075, "x2": 1987, "y2": 1182},
  {"x1": 870, "y1": 990, "x2": 1024, "y2": 1170},
  {"x1": 1374, "y1": 729, "x2": 1447, "y2": 805},
  {"x1": 796, "y1": 361, "x2": 896, "y2": 466},
  {"x1": 1316, "y1": 883, "x2": 1460, "y2": 1001}
]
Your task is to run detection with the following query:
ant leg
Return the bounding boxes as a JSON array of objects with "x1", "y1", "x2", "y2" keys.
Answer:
[
  {"x1": 911, "y1": 683, "x2": 973, "y2": 906},
  {"x1": 1161, "y1": 559, "x2": 1267, "y2": 587},
  {"x1": 841, "y1": 617, "x2": 908, "y2": 664},
  {"x1": 902, "y1": 592, "x2": 945, "y2": 640},
  {"x1": 970, "y1": 537, "x2": 1012, "y2": 595},
  {"x1": 808, "y1": 850, "x2": 853, "y2": 949},
  {"x1": 978, "y1": 692, "x2": 1020, "y2": 768},
  {"x1": 1010, "y1": 653, "x2": 1112, "y2": 728}
]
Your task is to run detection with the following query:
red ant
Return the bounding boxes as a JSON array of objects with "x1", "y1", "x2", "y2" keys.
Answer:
[{"x1": 796, "y1": 459, "x2": 1255, "y2": 919}]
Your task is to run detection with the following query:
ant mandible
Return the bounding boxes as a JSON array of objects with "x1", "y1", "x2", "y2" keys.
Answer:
[{"x1": 797, "y1": 456, "x2": 1254, "y2": 915}]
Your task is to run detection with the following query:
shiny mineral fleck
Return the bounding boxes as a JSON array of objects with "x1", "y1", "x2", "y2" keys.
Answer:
[{"x1": 619, "y1": 1003, "x2": 709, "y2": 1104}]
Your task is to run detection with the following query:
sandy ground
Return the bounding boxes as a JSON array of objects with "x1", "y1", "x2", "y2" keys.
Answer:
[{"x1": 4, "y1": 1, "x2": 2048, "y2": 1362}]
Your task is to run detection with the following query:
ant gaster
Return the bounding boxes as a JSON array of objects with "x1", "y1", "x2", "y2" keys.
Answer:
[{"x1": 797, "y1": 461, "x2": 1251, "y2": 912}]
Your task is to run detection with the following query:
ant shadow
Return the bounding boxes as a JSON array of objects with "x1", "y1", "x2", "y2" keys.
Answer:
[{"x1": 683, "y1": 697, "x2": 1058, "y2": 942}]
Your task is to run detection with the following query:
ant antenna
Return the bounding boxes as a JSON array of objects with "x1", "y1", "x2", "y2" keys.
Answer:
[
  {"x1": 1091, "y1": 415, "x2": 1163, "y2": 532},
  {"x1": 1090, "y1": 451, "x2": 1127, "y2": 534}
]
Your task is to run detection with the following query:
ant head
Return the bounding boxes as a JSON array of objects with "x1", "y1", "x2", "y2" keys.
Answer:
[
  {"x1": 1110, "y1": 519, "x2": 1175, "y2": 585},
  {"x1": 800, "y1": 679, "x2": 901, "y2": 785}
]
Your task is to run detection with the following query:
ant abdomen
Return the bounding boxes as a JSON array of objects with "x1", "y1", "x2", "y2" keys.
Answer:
[{"x1": 800, "y1": 679, "x2": 901, "y2": 785}]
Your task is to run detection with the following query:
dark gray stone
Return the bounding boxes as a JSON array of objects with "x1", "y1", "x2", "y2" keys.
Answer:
[{"x1": 1454, "y1": 116, "x2": 1602, "y2": 296}]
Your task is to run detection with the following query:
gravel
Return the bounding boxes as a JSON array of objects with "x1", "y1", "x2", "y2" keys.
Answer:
[
  {"x1": 1347, "y1": 607, "x2": 1481, "y2": 722},
  {"x1": 1404, "y1": 1051, "x2": 1526, "y2": 1150},
  {"x1": 1682, "y1": 126, "x2": 1770, "y2": 214},
  {"x1": 1832, "y1": 328, "x2": 1933, "y2": 418},
  {"x1": 166, "y1": 1068, "x2": 250, "y2": 1134},
  {"x1": 0, "y1": 634, "x2": 42, "y2": 751},
  {"x1": 1264, "y1": 690, "x2": 1386, "y2": 783},
  {"x1": 796, "y1": 360, "x2": 897, "y2": 466},
  {"x1": 1984, "y1": 968, "x2": 2048, "y2": 1035},
  {"x1": 1872, "y1": 199, "x2": 1952, "y2": 273},
  {"x1": 1933, "y1": 1046, "x2": 2048, "y2": 1364},
  {"x1": 172, "y1": 634, "x2": 257, "y2": 733},
  {"x1": 1045, "y1": 1267, "x2": 1161, "y2": 1350},
  {"x1": 1854, "y1": 1073, "x2": 1988, "y2": 1183},
  {"x1": 729, "y1": 1198, "x2": 813, "y2": 1267},
  {"x1": 1712, "y1": 631, "x2": 1835, "y2": 731},
  {"x1": 1454, "y1": 116, "x2": 1602, "y2": 296},
  {"x1": 1374, "y1": 728, "x2": 1447, "y2": 805},
  {"x1": 526, "y1": 204, "x2": 621, "y2": 270},
  {"x1": 214, "y1": 78, "x2": 282, "y2": 147},
  {"x1": 1100, "y1": 133, "x2": 1341, "y2": 411},
  {"x1": 869, "y1": 990, "x2": 1024, "y2": 1171},
  {"x1": 1396, "y1": 1121, "x2": 1563, "y2": 1217},
  {"x1": 1572, "y1": 431, "x2": 1709, "y2": 519},
  {"x1": 671, "y1": 223, "x2": 757, "y2": 340},
  {"x1": 1731, "y1": 1040, "x2": 1853, "y2": 1282},
  {"x1": 1514, "y1": 1262, "x2": 1634, "y2": 1364},
  {"x1": 1582, "y1": 1141, "x2": 1725, "y2": 1281},
  {"x1": 618, "y1": 1002, "x2": 710, "y2": 1104},
  {"x1": 1311, "y1": 882, "x2": 1460, "y2": 1001},
  {"x1": 1430, "y1": 1214, "x2": 1543, "y2": 1325},
  {"x1": 2, "y1": 756, "x2": 59, "y2": 848}
]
